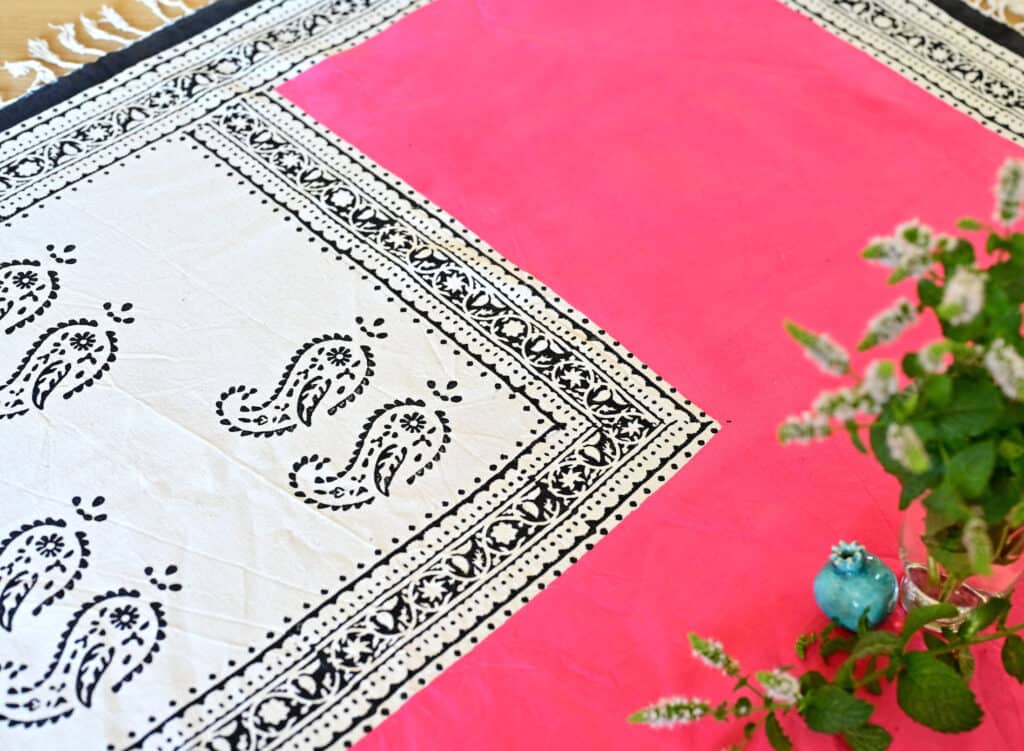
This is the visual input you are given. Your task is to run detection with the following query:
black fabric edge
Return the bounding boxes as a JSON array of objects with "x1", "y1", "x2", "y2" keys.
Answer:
[
  {"x1": 0, "y1": 0, "x2": 263, "y2": 134},
  {"x1": 926, "y1": 0, "x2": 1024, "y2": 58}
]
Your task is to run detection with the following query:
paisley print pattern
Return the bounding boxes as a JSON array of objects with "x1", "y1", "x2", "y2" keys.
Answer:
[
  {"x1": 0, "y1": 590, "x2": 166, "y2": 727},
  {"x1": 0, "y1": 318, "x2": 120, "y2": 420},
  {"x1": 0, "y1": 519, "x2": 89, "y2": 631},
  {"x1": 289, "y1": 398, "x2": 452, "y2": 510},
  {"x1": 215, "y1": 333, "x2": 375, "y2": 438},
  {"x1": 0, "y1": 260, "x2": 59, "y2": 335}
]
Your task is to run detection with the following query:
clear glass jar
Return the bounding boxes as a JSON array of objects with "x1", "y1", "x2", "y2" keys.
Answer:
[{"x1": 900, "y1": 502, "x2": 1024, "y2": 628}]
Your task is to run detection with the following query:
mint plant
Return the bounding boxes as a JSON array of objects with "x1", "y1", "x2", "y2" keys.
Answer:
[
  {"x1": 630, "y1": 159, "x2": 1024, "y2": 750},
  {"x1": 630, "y1": 599, "x2": 1024, "y2": 749},
  {"x1": 779, "y1": 158, "x2": 1024, "y2": 601}
]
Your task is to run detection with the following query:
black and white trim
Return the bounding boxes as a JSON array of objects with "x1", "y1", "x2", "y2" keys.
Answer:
[
  {"x1": 778, "y1": 0, "x2": 1024, "y2": 145},
  {"x1": 0, "y1": 2, "x2": 717, "y2": 749}
]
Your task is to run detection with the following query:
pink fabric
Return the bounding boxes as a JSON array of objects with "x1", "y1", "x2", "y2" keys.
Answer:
[{"x1": 280, "y1": 1, "x2": 1024, "y2": 748}]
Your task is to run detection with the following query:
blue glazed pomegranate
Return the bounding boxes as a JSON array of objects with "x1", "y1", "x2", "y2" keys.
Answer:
[{"x1": 813, "y1": 541, "x2": 897, "y2": 631}]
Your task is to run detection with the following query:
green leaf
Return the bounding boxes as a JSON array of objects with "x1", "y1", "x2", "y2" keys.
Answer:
[
  {"x1": 802, "y1": 685, "x2": 874, "y2": 733},
  {"x1": 932, "y1": 379, "x2": 1003, "y2": 442},
  {"x1": 960, "y1": 597, "x2": 1010, "y2": 637},
  {"x1": 764, "y1": 712, "x2": 792, "y2": 751},
  {"x1": 922, "y1": 375, "x2": 953, "y2": 409},
  {"x1": 1000, "y1": 437, "x2": 1024, "y2": 460},
  {"x1": 870, "y1": 419, "x2": 908, "y2": 479},
  {"x1": 1009, "y1": 500, "x2": 1024, "y2": 527},
  {"x1": 984, "y1": 474, "x2": 1024, "y2": 524},
  {"x1": 918, "y1": 278, "x2": 943, "y2": 308},
  {"x1": 732, "y1": 697, "x2": 752, "y2": 718},
  {"x1": 923, "y1": 631, "x2": 959, "y2": 672},
  {"x1": 848, "y1": 631, "x2": 904, "y2": 660},
  {"x1": 988, "y1": 233, "x2": 1009, "y2": 254},
  {"x1": 940, "y1": 238, "x2": 977, "y2": 272},
  {"x1": 846, "y1": 420, "x2": 868, "y2": 454},
  {"x1": 922, "y1": 482, "x2": 968, "y2": 520},
  {"x1": 821, "y1": 635, "x2": 857, "y2": 660},
  {"x1": 963, "y1": 516, "x2": 994, "y2": 575},
  {"x1": 1002, "y1": 634, "x2": 1024, "y2": 683},
  {"x1": 955, "y1": 647, "x2": 975, "y2": 681},
  {"x1": 902, "y1": 353, "x2": 924, "y2": 378},
  {"x1": 947, "y1": 441, "x2": 997, "y2": 499},
  {"x1": 744, "y1": 721, "x2": 757, "y2": 740},
  {"x1": 901, "y1": 469, "x2": 942, "y2": 510},
  {"x1": 799, "y1": 670, "x2": 827, "y2": 695},
  {"x1": 795, "y1": 632, "x2": 817, "y2": 660},
  {"x1": 862, "y1": 656, "x2": 883, "y2": 696},
  {"x1": 841, "y1": 724, "x2": 894, "y2": 751},
  {"x1": 896, "y1": 652, "x2": 983, "y2": 733},
  {"x1": 901, "y1": 603, "x2": 960, "y2": 638},
  {"x1": 957, "y1": 218, "x2": 983, "y2": 230},
  {"x1": 833, "y1": 659, "x2": 856, "y2": 692}
]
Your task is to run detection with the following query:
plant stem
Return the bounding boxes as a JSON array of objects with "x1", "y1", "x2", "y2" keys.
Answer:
[
  {"x1": 928, "y1": 621, "x2": 1024, "y2": 656},
  {"x1": 994, "y1": 525, "x2": 1010, "y2": 564},
  {"x1": 851, "y1": 667, "x2": 891, "y2": 690},
  {"x1": 937, "y1": 572, "x2": 965, "y2": 603},
  {"x1": 927, "y1": 555, "x2": 942, "y2": 590}
]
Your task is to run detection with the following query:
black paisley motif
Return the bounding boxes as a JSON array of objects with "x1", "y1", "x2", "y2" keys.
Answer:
[
  {"x1": 0, "y1": 518, "x2": 89, "y2": 631},
  {"x1": 0, "y1": 260, "x2": 59, "y2": 335},
  {"x1": 289, "y1": 398, "x2": 452, "y2": 510},
  {"x1": 215, "y1": 334, "x2": 375, "y2": 438},
  {"x1": 0, "y1": 318, "x2": 119, "y2": 420},
  {"x1": 0, "y1": 590, "x2": 165, "y2": 728}
]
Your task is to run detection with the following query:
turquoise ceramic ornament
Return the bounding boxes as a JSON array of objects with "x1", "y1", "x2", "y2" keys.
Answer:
[{"x1": 813, "y1": 541, "x2": 897, "y2": 631}]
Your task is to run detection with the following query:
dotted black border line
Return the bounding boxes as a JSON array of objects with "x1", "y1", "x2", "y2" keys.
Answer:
[
  {"x1": 779, "y1": 0, "x2": 1024, "y2": 143},
  {"x1": 0, "y1": 0, "x2": 423, "y2": 207},
  {"x1": 200, "y1": 99, "x2": 668, "y2": 429},
  {"x1": 119, "y1": 125, "x2": 710, "y2": 746}
]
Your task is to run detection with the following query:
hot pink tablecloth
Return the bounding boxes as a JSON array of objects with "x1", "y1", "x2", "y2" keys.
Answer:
[{"x1": 281, "y1": 0, "x2": 1024, "y2": 747}]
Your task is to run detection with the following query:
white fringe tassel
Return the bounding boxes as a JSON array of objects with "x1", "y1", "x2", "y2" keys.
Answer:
[
  {"x1": 97, "y1": 6, "x2": 147, "y2": 38},
  {"x1": 1, "y1": 1, "x2": 198, "y2": 104},
  {"x1": 50, "y1": 23, "x2": 107, "y2": 57},
  {"x1": 27, "y1": 39, "x2": 83, "y2": 71}
]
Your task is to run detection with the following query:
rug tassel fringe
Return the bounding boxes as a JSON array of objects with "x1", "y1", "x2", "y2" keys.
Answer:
[
  {"x1": 1, "y1": 1, "x2": 198, "y2": 105},
  {"x1": 96, "y1": 6, "x2": 147, "y2": 38},
  {"x1": 50, "y1": 23, "x2": 108, "y2": 57},
  {"x1": 27, "y1": 38, "x2": 83, "y2": 71}
]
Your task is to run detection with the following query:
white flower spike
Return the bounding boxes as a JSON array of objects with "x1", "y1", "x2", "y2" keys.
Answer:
[
  {"x1": 995, "y1": 158, "x2": 1024, "y2": 225},
  {"x1": 785, "y1": 321, "x2": 850, "y2": 376},
  {"x1": 858, "y1": 298, "x2": 917, "y2": 350},
  {"x1": 756, "y1": 670, "x2": 801, "y2": 706},
  {"x1": 939, "y1": 266, "x2": 986, "y2": 326},
  {"x1": 863, "y1": 220, "x2": 935, "y2": 282},
  {"x1": 688, "y1": 633, "x2": 741, "y2": 676},
  {"x1": 628, "y1": 696, "x2": 712, "y2": 728},
  {"x1": 984, "y1": 339, "x2": 1024, "y2": 401},
  {"x1": 778, "y1": 411, "x2": 830, "y2": 445},
  {"x1": 918, "y1": 340, "x2": 951, "y2": 374},
  {"x1": 886, "y1": 423, "x2": 930, "y2": 474},
  {"x1": 813, "y1": 388, "x2": 858, "y2": 422},
  {"x1": 859, "y1": 360, "x2": 898, "y2": 411}
]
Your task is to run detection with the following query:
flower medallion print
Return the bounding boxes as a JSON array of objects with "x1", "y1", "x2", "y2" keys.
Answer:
[
  {"x1": 215, "y1": 328, "x2": 380, "y2": 438},
  {"x1": 289, "y1": 382, "x2": 456, "y2": 511}
]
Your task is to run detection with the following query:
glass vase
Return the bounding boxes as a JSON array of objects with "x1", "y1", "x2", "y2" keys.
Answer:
[{"x1": 899, "y1": 502, "x2": 1024, "y2": 628}]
